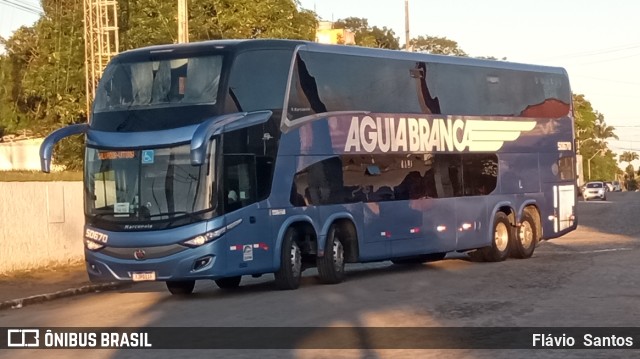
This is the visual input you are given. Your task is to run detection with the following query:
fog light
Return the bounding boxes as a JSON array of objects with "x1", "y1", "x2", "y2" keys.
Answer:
[{"x1": 193, "y1": 256, "x2": 213, "y2": 271}]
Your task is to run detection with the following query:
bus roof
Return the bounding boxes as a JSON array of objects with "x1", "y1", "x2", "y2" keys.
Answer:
[{"x1": 113, "y1": 39, "x2": 568, "y2": 77}]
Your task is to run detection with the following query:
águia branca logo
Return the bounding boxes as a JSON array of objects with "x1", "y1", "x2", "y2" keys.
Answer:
[{"x1": 343, "y1": 116, "x2": 537, "y2": 153}]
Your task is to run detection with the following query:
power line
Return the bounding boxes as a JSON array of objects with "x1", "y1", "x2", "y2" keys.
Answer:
[
  {"x1": 0, "y1": 0, "x2": 42, "y2": 15},
  {"x1": 536, "y1": 42, "x2": 640, "y2": 61},
  {"x1": 573, "y1": 74, "x2": 640, "y2": 86},
  {"x1": 572, "y1": 51, "x2": 640, "y2": 67}
]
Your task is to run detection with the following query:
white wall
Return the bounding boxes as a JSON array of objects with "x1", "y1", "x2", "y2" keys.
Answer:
[
  {"x1": 0, "y1": 139, "x2": 43, "y2": 171},
  {"x1": 0, "y1": 182, "x2": 84, "y2": 274}
]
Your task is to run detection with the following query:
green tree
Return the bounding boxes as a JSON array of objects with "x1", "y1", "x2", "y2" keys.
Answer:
[
  {"x1": 1, "y1": 0, "x2": 86, "y2": 169},
  {"x1": 409, "y1": 35, "x2": 467, "y2": 56},
  {"x1": 593, "y1": 115, "x2": 618, "y2": 143},
  {"x1": 619, "y1": 151, "x2": 639, "y2": 168},
  {"x1": 573, "y1": 93, "x2": 597, "y2": 152},
  {"x1": 119, "y1": 0, "x2": 317, "y2": 48},
  {"x1": 573, "y1": 94, "x2": 618, "y2": 181},
  {"x1": 0, "y1": 0, "x2": 318, "y2": 169},
  {"x1": 334, "y1": 17, "x2": 399, "y2": 49}
]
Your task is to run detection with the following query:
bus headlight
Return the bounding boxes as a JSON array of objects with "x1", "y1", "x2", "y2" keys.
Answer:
[
  {"x1": 84, "y1": 239, "x2": 105, "y2": 251},
  {"x1": 182, "y1": 219, "x2": 243, "y2": 247}
]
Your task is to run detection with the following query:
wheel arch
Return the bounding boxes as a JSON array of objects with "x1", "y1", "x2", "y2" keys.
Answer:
[
  {"x1": 518, "y1": 201, "x2": 542, "y2": 240},
  {"x1": 489, "y1": 201, "x2": 517, "y2": 225},
  {"x1": 273, "y1": 215, "x2": 318, "y2": 270},
  {"x1": 319, "y1": 213, "x2": 359, "y2": 262}
]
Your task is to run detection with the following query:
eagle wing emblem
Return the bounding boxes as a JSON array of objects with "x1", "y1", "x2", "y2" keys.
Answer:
[{"x1": 466, "y1": 120, "x2": 537, "y2": 152}]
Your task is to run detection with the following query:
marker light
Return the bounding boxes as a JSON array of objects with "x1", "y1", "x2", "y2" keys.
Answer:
[{"x1": 84, "y1": 239, "x2": 105, "y2": 251}]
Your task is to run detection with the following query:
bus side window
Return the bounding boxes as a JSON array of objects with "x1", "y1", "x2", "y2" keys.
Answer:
[{"x1": 223, "y1": 154, "x2": 257, "y2": 212}]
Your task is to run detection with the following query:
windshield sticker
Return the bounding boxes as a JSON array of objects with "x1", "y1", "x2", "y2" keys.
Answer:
[
  {"x1": 114, "y1": 202, "x2": 130, "y2": 217},
  {"x1": 243, "y1": 245, "x2": 254, "y2": 261},
  {"x1": 142, "y1": 150, "x2": 155, "y2": 164},
  {"x1": 98, "y1": 151, "x2": 135, "y2": 160}
]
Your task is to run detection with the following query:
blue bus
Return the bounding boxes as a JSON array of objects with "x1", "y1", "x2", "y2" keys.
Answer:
[{"x1": 41, "y1": 39, "x2": 577, "y2": 294}]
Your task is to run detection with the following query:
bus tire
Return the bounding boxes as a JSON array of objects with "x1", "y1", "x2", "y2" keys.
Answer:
[
  {"x1": 510, "y1": 212, "x2": 538, "y2": 259},
  {"x1": 274, "y1": 228, "x2": 302, "y2": 290},
  {"x1": 215, "y1": 276, "x2": 242, "y2": 289},
  {"x1": 166, "y1": 280, "x2": 195, "y2": 295},
  {"x1": 317, "y1": 225, "x2": 346, "y2": 284},
  {"x1": 479, "y1": 212, "x2": 512, "y2": 262},
  {"x1": 392, "y1": 252, "x2": 446, "y2": 264}
]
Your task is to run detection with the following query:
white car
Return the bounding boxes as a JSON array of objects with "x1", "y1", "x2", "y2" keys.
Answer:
[
  {"x1": 583, "y1": 181, "x2": 607, "y2": 201},
  {"x1": 611, "y1": 181, "x2": 622, "y2": 191}
]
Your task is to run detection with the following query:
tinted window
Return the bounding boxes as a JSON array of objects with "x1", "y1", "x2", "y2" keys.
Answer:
[
  {"x1": 223, "y1": 154, "x2": 257, "y2": 212},
  {"x1": 227, "y1": 49, "x2": 292, "y2": 112},
  {"x1": 558, "y1": 156, "x2": 575, "y2": 181},
  {"x1": 286, "y1": 51, "x2": 439, "y2": 122},
  {"x1": 291, "y1": 153, "x2": 498, "y2": 206},
  {"x1": 285, "y1": 50, "x2": 572, "y2": 124},
  {"x1": 223, "y1": 119, "x2": 281, "y2": 201},
  {"x1": 427, "y1": 63, "x2": 571, "y2": 117},
  {"x1": 462, "y1": 154, "x2": 498, "y2": 196},
  {"x1": 95, "y1": 56, "x2": 223, "y2": 112},
  {"x1": 586, "y1": 182, "x2": 603, "y2": 188}
]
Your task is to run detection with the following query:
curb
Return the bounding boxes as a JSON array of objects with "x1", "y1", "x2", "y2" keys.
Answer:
[{"x1": 0, "y1": 282, "x2": 132, "y2": 311}]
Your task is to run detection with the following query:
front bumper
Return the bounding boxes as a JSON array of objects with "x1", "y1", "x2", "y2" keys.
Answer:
[{"x1": 85, "y1": 240, "x2": 228, "y2": 282}]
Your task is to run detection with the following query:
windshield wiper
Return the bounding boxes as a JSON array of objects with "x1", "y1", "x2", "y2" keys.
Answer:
[{"x1": 146, "y1": 211, "x2": 197, "y2": 219}]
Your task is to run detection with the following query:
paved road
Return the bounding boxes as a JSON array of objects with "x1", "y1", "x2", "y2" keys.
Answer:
[{"x1": 2, "y1": 191, "x2": 640, "y2": 358}]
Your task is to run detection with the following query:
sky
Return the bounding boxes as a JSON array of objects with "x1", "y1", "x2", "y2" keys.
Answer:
[{"x1": 2, "y1": 0, "x2": 640, "y2": 167}]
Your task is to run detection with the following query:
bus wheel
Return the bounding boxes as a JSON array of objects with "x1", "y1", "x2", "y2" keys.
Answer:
[
  {"x1": 510, "y1": 212, "x2": 538, "y2": 259},
  {"x1": 317, "y1": 225, "x2": 346, "y2": 284},
  {"x1": 274, "y1": 228, "x2": 302, "y2": 290},
  {"x1": 166, "y1": 280, "x2": 195, "y2": 295},
  {"x1": 480, "y1": 212, "x2": 512, "y2": 262},
  {"x1": 215, "y1": 276, "x2": 242, "y2": 289}
]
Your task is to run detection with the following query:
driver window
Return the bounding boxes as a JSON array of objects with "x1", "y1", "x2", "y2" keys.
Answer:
[{"x1": 223, "y1": 154, "x2": 257, "y2": 212}]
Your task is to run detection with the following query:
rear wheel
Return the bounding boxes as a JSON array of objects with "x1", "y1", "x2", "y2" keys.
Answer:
[
  {"x1": 215, "y1": 276, "x2": 241, "y2": 289},
  {"x1": 317, "y1": 225, "x2": 346, "y2": 284},
  {"x1": 473, "y1": 212, "x2": 512, "y2": 262},
  {"x1": 274, "y1": 228, "x2": 302, "y2": 290},
  {"x1": 510, "y1": 212, "x2": 538, "y2": 259},
  {"x1": 166, "y1": 280, "x2": 195, "y2": 295}
]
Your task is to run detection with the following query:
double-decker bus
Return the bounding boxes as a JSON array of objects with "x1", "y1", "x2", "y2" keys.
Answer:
[{"x1": 41, "y1": 39, "x2": 576, "y2": 294}]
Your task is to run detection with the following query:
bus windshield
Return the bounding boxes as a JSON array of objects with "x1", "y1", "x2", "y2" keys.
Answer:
[
  {"x1": 93, "y1": 55, "x2": 223, "y2": 112},
  {"x1": 84, "y1": 143, "x2": 217, "y2": 224}
]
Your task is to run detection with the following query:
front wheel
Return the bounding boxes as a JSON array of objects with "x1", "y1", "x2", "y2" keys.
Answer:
[
  {"x1": 215, "y1": 276, "x2": 241, "y2": 289},
  {"x1": 510, "y1": 212, "x2": 538, "y2": 259},
  {"x1": 317, "y1": 225, "x2": 346, "y2": 284},
  {"x1": 274, "y1": 228, "x2": 302, "y2": 290},
  {"x1": 166, "y1": 280, "x2": 195, "y2": 295}
]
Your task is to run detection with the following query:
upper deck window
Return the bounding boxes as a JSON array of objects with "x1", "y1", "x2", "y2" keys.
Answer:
[{"x1": 94, "y1": 55, "x2": 223, "y2": 113}]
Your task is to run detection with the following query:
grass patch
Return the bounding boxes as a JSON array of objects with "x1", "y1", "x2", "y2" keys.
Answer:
[{"x1": 0, "y1": 171, "x2": 82, "y2": 182}]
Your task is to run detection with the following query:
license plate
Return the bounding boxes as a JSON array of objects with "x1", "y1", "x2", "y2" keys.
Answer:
[{"x1": 131, "y1": 271, "x2": 156, "y2": 282}]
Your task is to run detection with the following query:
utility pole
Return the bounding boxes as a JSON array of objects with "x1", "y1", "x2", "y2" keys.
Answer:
[
  {"x1": 83, "y1": 0, "x2": 119, "y2": 118},
  {"x1": 404, "y1": 0, "x2": 410, "y2": 51},
  {"x1": 177, "y1": 0, "x2": 189, "y2": 43}
]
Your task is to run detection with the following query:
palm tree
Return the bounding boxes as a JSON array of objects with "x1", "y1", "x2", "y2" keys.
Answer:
[
  {"x1": 593, "y1": 115, "x2": 619, "y2": 143},
  {"x1": 619, "y1": 151, "x2": 639, "y2": 167}
]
